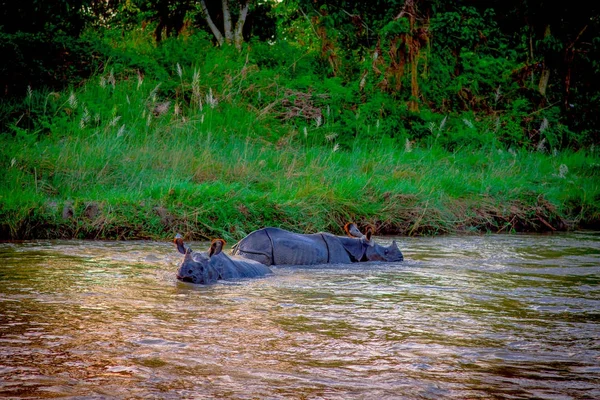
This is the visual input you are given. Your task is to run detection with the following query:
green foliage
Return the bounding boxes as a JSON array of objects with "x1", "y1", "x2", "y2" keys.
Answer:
[
  {"x1": 381, "y1": 19, "x2": 409, "y2": 39},
  {"x1": 431, "y1": 7, "x2": 505, "y2": 53},
  {"x1": 0, "y1": 0, "x2": 96, "y2": 97},
  {"x1": 2, "y1": 87, "x2": 598, "y2": 238}
]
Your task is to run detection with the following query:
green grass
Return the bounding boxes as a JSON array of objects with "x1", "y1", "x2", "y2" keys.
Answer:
[
  {"x1": 1, "y1": 32, "x2": 599, "y2": 240},
  {"x1": 2, "y1": 97, "x2": 598, "y2": 240}
]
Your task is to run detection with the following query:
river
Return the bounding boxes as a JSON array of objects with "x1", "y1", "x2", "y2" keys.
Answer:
[{"x1": 1, "y1": 232, "x2": 599, "y2": 399}]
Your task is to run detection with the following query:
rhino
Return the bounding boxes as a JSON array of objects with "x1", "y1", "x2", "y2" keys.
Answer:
[
  {"x1": 231, "y1": 223, "x2": 403, "y2": 266},
  {"x1": 174, "y1": 235, "x2": 272, "y2": 284}
]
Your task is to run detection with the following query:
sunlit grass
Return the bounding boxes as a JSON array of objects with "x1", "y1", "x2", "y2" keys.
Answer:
[{"x1": 2, "y1": 104, "x2": 598, "y2": 239}]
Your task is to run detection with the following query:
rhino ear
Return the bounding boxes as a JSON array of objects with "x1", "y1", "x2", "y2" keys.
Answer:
[
  {"x1": 344, "y1": 222, "x2": 364, "y2": 238},
  {"x1": 208, "y1": 238, "x2": 226, "y2": 257},
  {"x1": 174, "y1": 234, "x2": 188, "y2": 255},
  {"x1": 365, "y1": 227, "x2": 374, "y2": 246}
]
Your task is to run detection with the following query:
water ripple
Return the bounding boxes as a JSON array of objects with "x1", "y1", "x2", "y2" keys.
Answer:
[{"x1": 0, "y1": 232, "x2": 599, "y2": 398}]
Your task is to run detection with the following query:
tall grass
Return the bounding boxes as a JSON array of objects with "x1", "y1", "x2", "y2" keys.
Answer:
[{"x1": 1, "y1": 31, "x2": 599, "y2": 240}]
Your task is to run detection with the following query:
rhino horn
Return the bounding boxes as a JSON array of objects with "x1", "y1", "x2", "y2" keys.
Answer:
[
  {"x1": 208, "y1": 238, "x2": 226, "y2": 257},
  {"x1": 183, "y1": 246, "x2": 195, "y2": 263}
]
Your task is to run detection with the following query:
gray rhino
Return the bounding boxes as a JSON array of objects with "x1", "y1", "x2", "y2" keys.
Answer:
[
  {"x1": 231, "y1": 223, "x2": 403, "y2": 266},
  {"x1": 174, "y1": 235, "x2": 272, "y2": 284}
]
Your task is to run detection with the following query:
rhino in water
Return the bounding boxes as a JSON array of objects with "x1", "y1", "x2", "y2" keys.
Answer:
[
  {"x1": 174, "y1": 235, "x2": 272, "y2": 284},
  {"x1": 231, "y1": 223, "x2": 403, "y2": 266}
]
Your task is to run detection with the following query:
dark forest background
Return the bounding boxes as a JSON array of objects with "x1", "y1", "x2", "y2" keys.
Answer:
[{"x1": 2, "y1": 0, "x2": 599, "y2": 150}]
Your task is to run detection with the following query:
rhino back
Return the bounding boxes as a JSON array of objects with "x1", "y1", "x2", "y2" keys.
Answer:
[
  {"x1": 229, "y1": 255, "x2": 272, "y2": 278},
  {"x1": 212, "y1": 253, "x2": 272, "y2": 280},
  {"x1": 232, "y1": 228, "x2": 274, "y2": 265},
  {"x1": 234, "y1": 228, "x2": 330, "y2": 265},
  {"x1": 269, "y1": 230, "x2": 329, "y2": 265}
]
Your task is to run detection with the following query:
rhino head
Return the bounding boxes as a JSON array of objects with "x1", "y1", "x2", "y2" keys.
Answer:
[
  {"x1": 174, "y1": 235, "x2": 223, "y2": 284},
  {"x1": 345, "y1": 223, "x2": 404, "y2": 262},
  {"x1": 365, "y1": 239, "x2": 404, "y2": 262}
]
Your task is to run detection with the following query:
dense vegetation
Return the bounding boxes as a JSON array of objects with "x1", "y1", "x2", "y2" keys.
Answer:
[{"x1": 1, "y1": 0, "x2": 599, "y2": 240}]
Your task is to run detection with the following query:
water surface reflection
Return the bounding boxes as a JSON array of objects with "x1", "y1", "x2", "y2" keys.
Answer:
[{"x1": 1, "y1": 232, "x2": 599, "y2": 398}]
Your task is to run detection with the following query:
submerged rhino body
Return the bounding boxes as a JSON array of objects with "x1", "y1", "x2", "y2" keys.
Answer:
[
  {"x1": 175, "y1": 236, "x2": 272, "y2": 285},
  {"x1": 231, "y1": 223, "x2": 403, "y2": 266}
]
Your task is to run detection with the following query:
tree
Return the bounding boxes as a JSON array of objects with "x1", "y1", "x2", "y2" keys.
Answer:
[
  {"x1": 467, "y1": 0, "x2": 600, "y2": 142},
  {"x1": 393, "y1": 0, "x2": 424, "y2": 112},
  {"x1": 0, "y1": 0, "x2": 93, "y2": 96},
  {"x1": 199, "y1": 0, "x2": 250, "y2": 49},
  {"x1": 152, "y1": 0, "x2": 194, "y2": 43}
]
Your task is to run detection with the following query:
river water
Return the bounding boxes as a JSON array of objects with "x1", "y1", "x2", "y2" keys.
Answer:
[{"x1": 0, "y1": 232, "x2": 599, "y2": 399}]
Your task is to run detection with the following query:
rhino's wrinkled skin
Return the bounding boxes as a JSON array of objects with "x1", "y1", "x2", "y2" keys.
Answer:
[
  {"x1": 174, "y1": 236, "x2": 272, "y2": 285},
  {"x1": 231, "y1": 223, "x2": 403, "y2": 266}
]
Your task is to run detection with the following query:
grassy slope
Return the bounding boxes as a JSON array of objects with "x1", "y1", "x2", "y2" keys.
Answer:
[{"x1": 1, "y1": 34, "x2": 599, "y2": 240}]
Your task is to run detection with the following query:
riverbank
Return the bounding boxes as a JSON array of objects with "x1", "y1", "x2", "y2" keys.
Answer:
[
  {"x1": 2, "y1": 32, "x2": 599, "y2": 241},
  {"x1": 2, "y1": 125, "x2": 598, "y2": 240}
]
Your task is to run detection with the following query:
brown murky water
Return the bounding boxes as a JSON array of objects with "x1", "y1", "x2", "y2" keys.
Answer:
[{"x1": 1, "y1": 232, "x2": 599, "y2": 399}]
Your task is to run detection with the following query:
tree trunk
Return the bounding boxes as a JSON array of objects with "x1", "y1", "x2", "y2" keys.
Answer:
[
  {"x1": 538, "y1": 25, "x2": 551, "y2": 97},
  {"x1": 199, "y1": 0, "x2": 224, "y2": 46},
  {"x1": 529, "y1": 28, "x2": 534, "y2": 87},
  {"x1": 222, "y1": 0, "x2": 233, "y2": 44},
  {"x1": 409, "y1": 45, "x2": 420, "y2": 112},
  {"x1": 199, "y1": 0, "x2": 248, "y2": 50},
  {"x1": 538, "y1": 69, "x2": 550, "y2": 97},
  {"x1": 563, "y1": 24, "x2": 588, "y2": 110},
  {"x1": 234, "y1": 1, "x2": 249, "y2": 50},
  {"x1": 398, "y1": 0, "x2": 420, "y2": 112}
]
